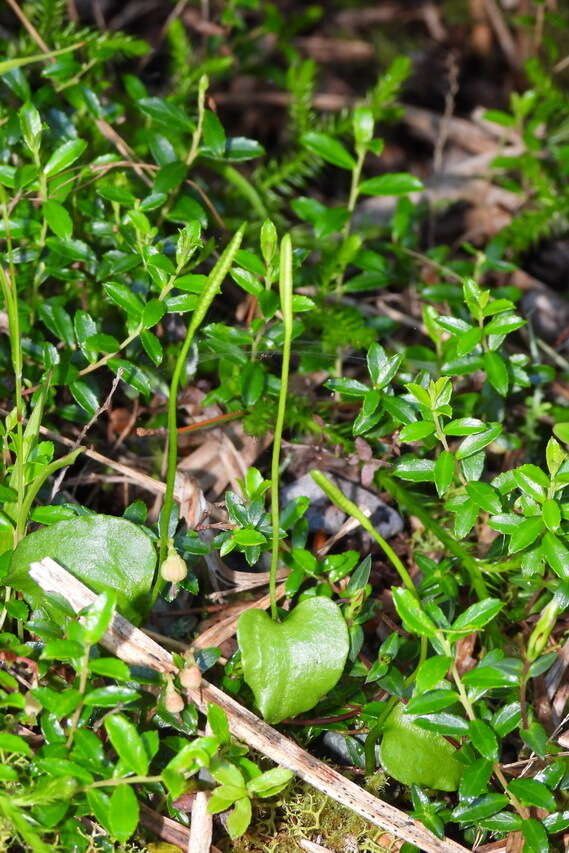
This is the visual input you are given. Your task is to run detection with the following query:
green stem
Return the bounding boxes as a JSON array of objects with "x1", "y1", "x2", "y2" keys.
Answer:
[
  {"x1": 0, "y1": 256, "x2": 24, "y2": 548},
  {"x1": 378, "y1": 473, "x2": 490, "y2": 601},
  {"x1": 213, "y1": 164, "x2": 268, "y2": 219},
  {"x1": 85, "y1": 775, "x2": 163, "y2": 790},
  {"x1": 185, "y1": 76, "x2": 208, "y2": 168},
  {"x1": 17, "y1": 448, "x2": 83, "y2": 539},
  {"x1": 157, "y1": 225, "x2": 246, "y2": 578},
  {"x1": 66, "y1": 645, "x2": 91, "y2": 749},
  {"x1": 78, "y1": 324, "x2": 142, "y2": 379},
  {"x1": 269, "y1": 234, "x2": 293, "y2": 621},
  {"x1": 310, "y1": 470, "x2": 417, "y2": 595},
  {"x1": 335, "y1": 144, "x2": 366, "y2": 298}
]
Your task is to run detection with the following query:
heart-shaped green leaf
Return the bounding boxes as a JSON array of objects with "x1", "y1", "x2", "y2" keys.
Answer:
[
  {"x1": 237, "y1": 597, "x2": 349, "y2": 724},
  {"x1": 379, "y1": 703, "x2": 463, "y2": 791},
  {"x1": 6, "y1": 514, "x2": 156, "y2": 623}
]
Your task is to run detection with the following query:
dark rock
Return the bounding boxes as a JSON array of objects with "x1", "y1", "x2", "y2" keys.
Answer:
[
  {"x1": 281, "y1": 473, "x2": 403, "y2": 539},
  {"x1": 520, "y1": 287, "x2": 569, "y2": 343}
]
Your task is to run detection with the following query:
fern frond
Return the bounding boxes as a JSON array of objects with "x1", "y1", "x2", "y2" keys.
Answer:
[
  {"x1": 26, "y1": 0, "x2": 66, "y2": 44},
  {"x1": 286, "y1": 58, "x2": 317, "y2": 137},
  {"x1": 167, "y1": 17, "x2": 193, "y2": 98},
  {"x1": 255, "y1": 149, "x2": 322, "y2": 212}
]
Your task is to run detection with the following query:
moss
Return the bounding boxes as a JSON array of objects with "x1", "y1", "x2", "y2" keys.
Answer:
[{"x1": 219, "y1": 773, "x2": 397, "y2": 853}]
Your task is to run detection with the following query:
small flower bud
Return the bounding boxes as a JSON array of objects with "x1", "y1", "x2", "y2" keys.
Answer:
[
  {"x1": 527, "y1": 599, "x2": 560, "y2": 662},
  {"x1": 24, "y1": 692, "x2": 42, "y2": 718},
  {"x1": 164, "y1": 679, "x2": 185, "y2": 713},
  {"x1": 180, "y1": 664, "x2": 202, "y2": 690},
  {"x1": 160, "y1": 548, "x2": 187, "y2": 583}
]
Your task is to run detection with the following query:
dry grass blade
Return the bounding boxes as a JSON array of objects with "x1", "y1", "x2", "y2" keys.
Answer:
[
  {"x1": 188, "y1": 790, "x2": 213, "y2": 853},
  {"x1": 29, "y1": 558, "x2": 469, "y2": 853},
  {"x1": 186, "y1": 681, "x2": 469, "y2": 853},
  {"x1": 193, "y1": 581, "x2": 288, "y2": 650}
]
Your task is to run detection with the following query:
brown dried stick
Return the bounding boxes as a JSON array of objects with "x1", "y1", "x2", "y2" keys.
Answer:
[{"x1": 28, "y1": 558, "x2": 469, "y2": 853}]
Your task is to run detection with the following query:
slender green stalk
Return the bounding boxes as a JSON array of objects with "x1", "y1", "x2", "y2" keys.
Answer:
[
  {"x1": 334, "y1": 144, "x2": 366, "y2": 298},
  {"x1": 0, "y1": 43, "x2": 83, "y2": 76},
  {"x1": 66, "y1": 643, "x2": 91, "y2": 749},
  {"x1": 0, "y1": 258, "x2": 25, "y2": 548},
  {"x1": 157, "y1": 225, "x2": 246, "y2": 575},
  {"x1": 17, "y1": 448, "x2": 83, "y2": 539},
  {"x1": 269, "y1": 234, "x2": 294, "y2": 621},
  {"x1": 378, "y1": 472, "x2": 490, "y2": 601},
  {"x1": 85, "y1": 775, "x2": 163, "y2": 790},
  {"x1": 185, "y1": 75, "x2": 208, "y2": 168},
  {"x1": 310, "y1": 470, "x2": 417, "y2": 595},
  {"x1": 213, "y1": 164, "x2": 268, "y2": 219}
]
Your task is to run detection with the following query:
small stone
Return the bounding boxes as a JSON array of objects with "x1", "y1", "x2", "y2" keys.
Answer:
[
  {"x1": 320, "y1": 730, "x2": 380, "y2": 768},
  {"x1": 521, "y1": 287, "x2": 569, "y2": 343}
]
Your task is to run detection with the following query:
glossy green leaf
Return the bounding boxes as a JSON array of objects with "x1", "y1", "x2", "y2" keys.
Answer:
[
  {"x1": 240, "y1": 362, "x2": 266, "y2": 407},
  {"x1": 393, "y1": 458, "x2": 435, "y2": 482},
  {"x1": 405, "y1": 688, "x2": 460, "y2": 714},
  {"x1": 465, "y1": 481, "x2": 501, "y2": 514},
  {"x1": 359, "y1": 172, "x2": 423, "y2": 195},
  {"x1": 223, "y1": 137, "x2": 265, "y2": 162},
  {"x1": 543, "y1": 811, "x2": 569, "y2": 834},
  {"x1": 508, "y1": 778, "x2": 556, "y2": 811},
  {"x1": 483, "y1": 350, "x2": 508, "y2": 395},
  {"x1": 137, "y1": 97, "x2": 194, "y2": 131},
  {"x1": 414, "y1": 656, "x2": 452, "y2": 694},
  {"x1": 141, "y1": 298, "x2": 165, "y2": 328},
  {"x1": 399, "y1": 421, "x2": 436, "y2": 442},
  {"x1": 391, "y1": 588, "x2": 437, "y2": 638},
  {"x1": 42, "y1": 200, "x2": 73, "y2": 239},
  {"x1": 434, "y1": 450, "x2": 454, "y2": 496},
  {"x1": 104, "y1": 713, "x2": 149, "y2": 775},
  {"x1": 413, "y1": 713, "x2": 469, "y2": 736},
  {"x1": 86, "y1": 789, "x2": 112, "y2": 835},
  {"x1": 521, "y1": 818, "x2": 549, "y2": 853},
  {"x1": 367, "y1": 344, "x2": 402, "y2": 389},
  {"x1": 108, "y1": 784, "x2": 138, "y2": 842},
  {"x1": 69, "y1": 379, "x2": 99, "y2": 417},
  {"x1": 7, "y1": 515, "x2": 156, "y2": 623},
  {"x1": 445, "y1": 418, "x2": 485, "y2": 436},
  {"x1": 108, "y1": 359, "x2": 152, "y2": 396},
  {"x1": 468, "y1": 719, "x2": 499, "y2": 760},
  {"x1": 508, "y1": 516, "x2": 544, "y2": 554},
  {"x1": 455, "y1": 424, "x2": 501, "y2": 459},
  {"x1": 514, "y1": 464, "x2": 548, "y2": 502},
  {"x1": 140, "y1": 330, "x2": 163, "y2": 366},
  {"x1": 88, "y1": 658, "x2": 130, "y2": 680},
  {"x1": 226, "y1": 796, "x2": 252, "y2": 839},
  {"x1": 380, "y1": 704, "x2": 463, "y2": 791},
  {"x1": 542, "y1": 499, "x2": 561, "y2": 531},
  {"x1": 232, "y1": 528, "x2": 267, "y2": 547},
  {"x1": 452, "y1": 598, "x2": 503, "y2": 632},
  {"x1": 301, "y1": 132, "x2": 355, "y2": 169},
  {"x1": 237, "y1": 597, "x2": 349, "y2": 724},
  {"x1": 44, "y1": 139, "x2": 87, "y2": 176},
  {"x1": 459, "y1": 758, "x2": 493, "y2": 799},
  {"x1": 0, "y1": 732, "x2": 32, "y2": 757},
  {"x1": 83, "y1": 686, "x2": 140, "y2": 707},
  {"x1": 553, "y1": 422, "x2": 569, "y2": 445},
  {"x1": 247, "y1": 767, "x2": 293, "y2": 797},
  {"x1": 451, "y1": 793, "x2": 508, "y2": 822},
  {"x1": 104, "y1": 281, "x2": 144, "y2": 317},
  {"x1": 542, "y1": 532, "x2": 569, "y2": 578},
  {"x1": 202, "y1": 109, "x2": 226, "y2": 157}
]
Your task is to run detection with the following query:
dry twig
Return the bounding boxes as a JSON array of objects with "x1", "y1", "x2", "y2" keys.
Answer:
[{"x1": 29, "y1": 558, "x2": 470, "y2": 853}]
